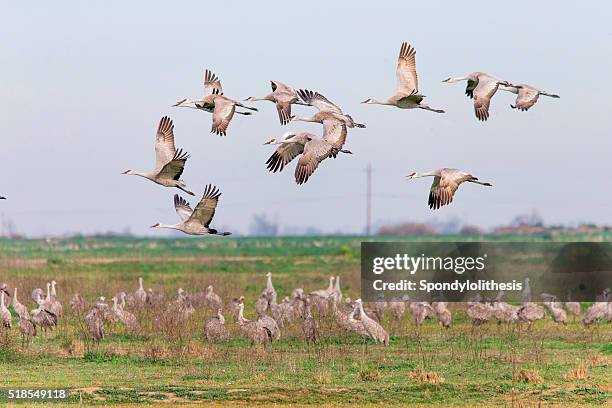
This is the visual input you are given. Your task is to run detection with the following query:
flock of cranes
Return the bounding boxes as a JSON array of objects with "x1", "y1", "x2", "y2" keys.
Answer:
[
  {"x1": 1, "y1": 276, "x2": 609, "y2": 347},
  {"x1": 113, "y1": 41, "x2": 563, "y2": 235}
]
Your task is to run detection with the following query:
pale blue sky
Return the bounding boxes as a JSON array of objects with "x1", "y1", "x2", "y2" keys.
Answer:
[{"x1": 1, "y1": 1, "x2": 610, "y2": 236}]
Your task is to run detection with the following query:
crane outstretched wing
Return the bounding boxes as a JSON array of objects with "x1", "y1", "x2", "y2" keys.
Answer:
[
  {"x1": 297, "y1": 89, "x2": 342, "y2": 114},
  {"x1": 266, "y1": 142, "x2": 305, "y2": 173},
  {"x1": 158, "y1": 149, "x2": 189, "y2": 181},
  {"x1": 428, "y1": 169, "x2": 472, "y2": 210},
  {"x1": 396, "y1": 42, "x2": 419, "y2": 95},
  {"x1": 154, "y1": 116, "x2": 177, "y2": 170},
  {"x1": 295, "y1": 139, "x2": 334, "y2": 185},
  {"x1": 173, "y1": 194, "x2": 193, "y2": 221},
  {"x1": 473, "y1": 77, "x2": 499, "y2": 121},
  {"x1": 513, "y1": 86, "x2": 540, "y2": 111},
  {"x1": 188, "y1": 184, "x2": 221, "y2": 227},
  {"x1": 211, "y1": 98, "x2": 236, "y2": 136},
  {"x1": 204, "y1": 69, "x2": 223, "y2": 97}
]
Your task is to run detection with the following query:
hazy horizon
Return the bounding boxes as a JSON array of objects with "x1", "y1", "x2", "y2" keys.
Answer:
[{"x1": 2, "y1": 1, "x2": 610, "y2": 238}]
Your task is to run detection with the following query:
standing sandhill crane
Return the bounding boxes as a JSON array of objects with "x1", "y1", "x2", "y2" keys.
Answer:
[
  {"x1": 173, "y1": 69, "x2": 257, "y2": 136},
  {"x1": 355, "y1": 299, "x2": 389, "y2": 346},
  {"x1": 492, "y1": 293, "x2": 519, "y2": 325},
  {"x1": 151, "y1": 186, "x2": 231, "y2": 236},
  {"x1": 112, "y1": 295, "x2": 141, "y2": 333},
  {"x1": 521, "y1": 277, "x2": 532, "y2": 303},
  {"x1": 410, "y1": 301, "x2": 435, "y2": 327},
  {"x1": 255, "y1": 293, "x2": 269, "y2": 316},
  {"x1": 122, "y1": 116, "x2": 194, "y2": 196},
  {"x1": 467, "y1": 298, "x2": 494, "y2": 327},
  {"x1": 294, "y1": 89, "x2": 365, "y2": 128},
  {"x1": 311, "y1": 276, "x2": 335, "y2": 298},
  {"x1": 442, "y1": 72, "x2": 512, "y2": 121},
  {"x1": 564, "y1": 291, "x2": 581, "y2": 320},
  {"x1": 31, "y1": 304, "x2": 57, "y2": 335},
  {"x1": 261, "y1": 272, "x2": 276, "y2": 299},
  {"x1": 70, "y1": 293, "x2": 86, "y2": 314},
  {"x1": 236, "y1": 300, "x2": 272, "y2": 345},
  {"x1": 347, "y1": 304, "x2": 370, "y2": 337},
  {"x1": 204, "y1": 309, "x2": 230, "y2": 343},
  {"x1": 432, "y1": 296, "x2": 452, "y2": 328},
  {"x1": 542, "y1": 297, "x2": 568, "y2": 325},
  {"x1": 264, "y1": 127, "x2": 352, "y2": 185},
  {"x1": 583, "y1": 290, "x2": 609, "y2": 326},
  {"x1": 362, "y1": 42, "x2": 444, "y2": 113},
  {"x1": 134, "y1": 277, "x2": 147, "y2": 306},
  {"x1": 517, "y1": 302, "x2": 545, "y2": 328},
  {"x1": 245, "y1": 81, "x2": 307, "y2": 125},
  {"x1": 205, "y1": 285, "x2": 222, "y2": 313},
  {"x1": 85, "y1": 305, "x2": 105, "y2": 342},
  {"x1": 330, "y1": 275, "x2": 342, "y2": 303},
  {"x1": 301, "y1": 298, "x2": 320, "y2": 343},
  {"x1": 407, "y1": 168, "x2": 492, "y2": 210},
  {"x1": 499, "y1": 83, "x2": 559, "y2": 111},
  {"x1": 12, "y1": 287, "x2": 29, "y2": 319},
  {"x1": 388, "y1": 296, "x2": 408, "y2": 320},
  {"x1": 0, "y1": 291, "x2": 11, "y2": 328},
  {"x1": 19, "y1": 317, "x2": 36, "y2": 345},
  {"x1": 0, "y1": 283, "x2": 8, "y2": 307},
  {"x1": 49, "y1": 280, "x2": 63, "y2": 318}
]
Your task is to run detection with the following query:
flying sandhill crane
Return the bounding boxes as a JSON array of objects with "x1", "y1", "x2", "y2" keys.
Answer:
[
  {"x1": 407, "y1": 168, "x2": 492, "y2": 210},
  {"x1": 49, "y1": 280, "x2": 63, "y2": 318},
  {"x1": 236, "y1": 300, "x2": 272, "y2": 345},
  {"x1": 301, "y1": 297, "x2": 320, "y2": 343},
  {"x1": 69, "y1": 293, "x2": 86, "y2": 314},
  {"x1": 355, "y1": 299, "x2": 389, "y2": 346},
  {"x1": 173, "y1": 69, "x2": 257, "y2": 136},
  {"x1": 442, "y1": 72, "x2": 513, "y2": 121},
  {"x1": 0, "y1": 196, "x2": 5, "y2": 200},
  {"x1": 204, "y1": 309, "x2": 230, "y2": 343},
  {"x1": 517, "y1": 302, "x2": 545, "y2": 328},
  {"x1": 205, "y1": 285, "x2": 222, "y2": 313},
  {"x1": 0, "y1": 291, "x2": 11, "y2": 328},
  {"x1": 134, "y1": 277, "x2": 147, "y2": 306},
  {"x1": 122, "y1": 116, "x2": 194, "y2": 196},
  {"x1": 12, "y1": 287, "x2": 29, "y2": 319},
  {"x1": 151, "y1": 185, "x2": 231, "y2": 236},
  {"x1": 264, "y1": 127, "x2": 352, "y2": 185},
  {"x1": 362, "y1": 42, "x2": 444, "y2": 113},
  {"x1": 294, "y1": 89, "x2": 366, "y2": 128},
  {"x1": 499, "y1": 83, "x2": 559, "y2": 111},
  {"x1": 244, "y1": 81, "x2": 307, "y2": 125}
]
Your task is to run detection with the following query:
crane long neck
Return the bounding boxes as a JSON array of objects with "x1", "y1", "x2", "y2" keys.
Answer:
[
  {"x1": 414, "y1": 172, "x2": 437, "y2": 178},
  {"x1": 252, "y1": 94, "x2": 274, "y2": 102},
  {"x1": 13, "y1": 287, "x2": 18, "y2": 301},
  {"x1": 238, "y1": 305, "x2": 246, "y2": 323},
  {"x1": 292, "y1": 115, "x2": 317, "y2": 123},
  {"x1": 156, "y1": 223, "x2": 182, "y2": 230},
  {"x1": 46, "y1": 284, "x2": 50, "y2": 300},
  {"x1": 266, "y1": 275, "x2": 273, "y2": 290},
  {"x1": 139, "y1": 278, "x2": 143, "y2": 290},
  {"x1": 447, "y1": 75, "x2": 470, "y2": 83}
]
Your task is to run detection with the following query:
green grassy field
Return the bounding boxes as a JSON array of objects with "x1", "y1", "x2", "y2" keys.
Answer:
[{"x1": 0, "y1": 235, "x2": 610, "y2": 407}]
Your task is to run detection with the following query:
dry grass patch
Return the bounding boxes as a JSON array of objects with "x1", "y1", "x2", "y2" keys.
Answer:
[
  {"x1": 143, "y1": 341, "x2": 170, "y2": 361},
  {"x1": 516, "y1": 369, "x2": 543, "y2": 384},
  {"x1": 587, "y1": 355, "x2": 611, "y2": 367},
  {"x1": 358, "y1": 367, "x2": 382, "y2": 382},
  {"x1": 564, "y1": 363, "x2": 588, "y2": 381},
  {"x1": 406, "y1": 368, "x2": 445, "y2": 384},
  {"x1": 313, "y1": 370, "x2": 332, "y2": 385}
]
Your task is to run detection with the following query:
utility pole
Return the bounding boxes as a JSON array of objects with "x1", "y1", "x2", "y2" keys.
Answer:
[{"x1": 366, "y1": 163, "x2": 372, "y2": 236}]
